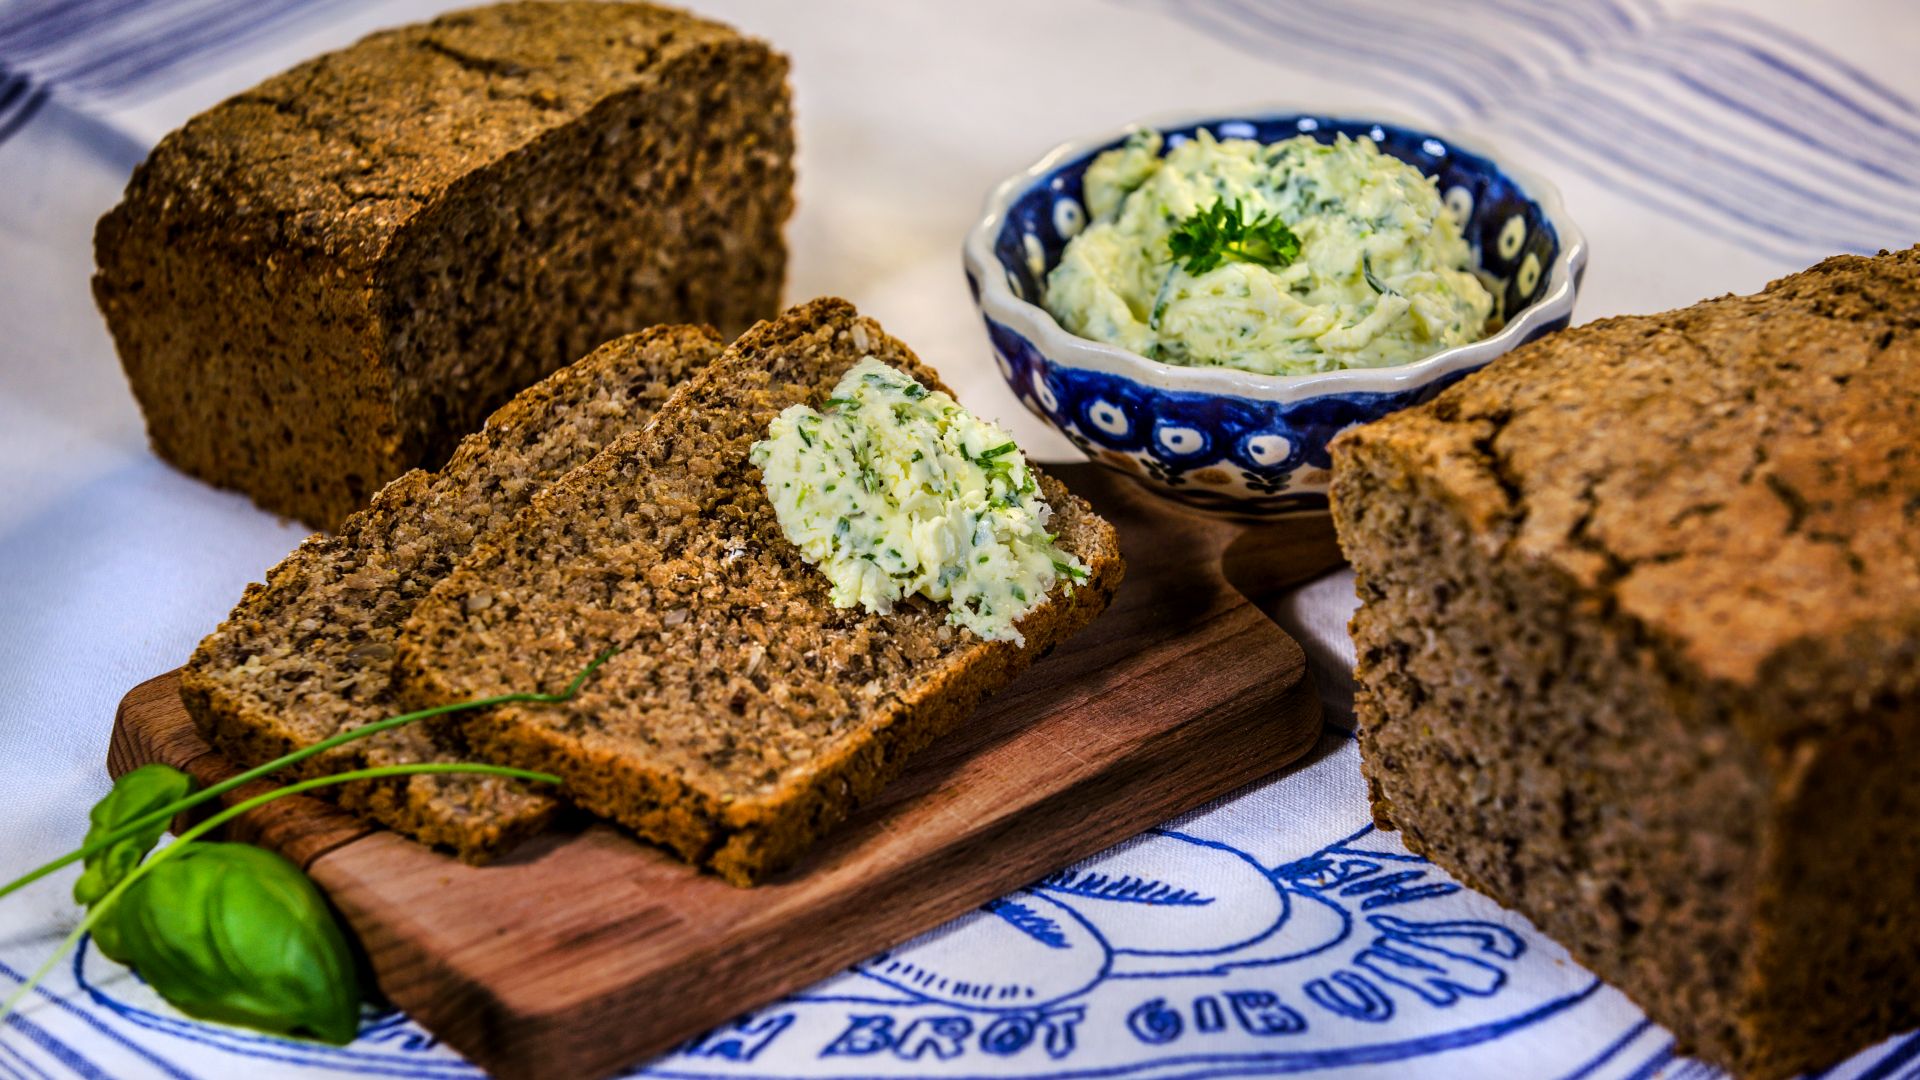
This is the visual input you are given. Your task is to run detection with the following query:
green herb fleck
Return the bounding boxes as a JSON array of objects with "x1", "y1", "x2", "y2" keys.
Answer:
[
  {"x1": 1362, "y1": 252, "x2": 1398, "y2": 296},
  {"x1": 855, "y1": 441, "x2": 882, "y2": 495}
]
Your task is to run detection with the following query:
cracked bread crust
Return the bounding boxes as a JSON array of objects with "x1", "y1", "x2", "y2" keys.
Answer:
[
  {"x1": 1345, "y1": 246, "x2": 1920, "y2": 717},
  {"x1": 1329, "y1": 247, "x2": 1920, "y2": 1079},
  {"x1": 395, "y1": 299, "x2": 1126, "y2": 885},
  {"x1": 94, "y1": 1, "x2": 793, "y2": 527},
  {"x1": 181, "y1": 324, "x2": 723, "y2": 861}
]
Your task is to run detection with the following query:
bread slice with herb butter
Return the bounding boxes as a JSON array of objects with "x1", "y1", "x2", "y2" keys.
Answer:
[
  {"x1": 396, "y1": 298, "x2": 1124, "y2": 885},
  {"x1": 181, "y1": 324, "x2": 724, "y2": 860}
]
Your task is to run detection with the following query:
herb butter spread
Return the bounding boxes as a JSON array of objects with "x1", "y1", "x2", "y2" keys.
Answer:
[
  {"x1": 1045, "y1": 129, "x2": 1494, "y2": 375},
  {"x1": 750, "y1": 358, "x2": 1087, "y2": 644}
]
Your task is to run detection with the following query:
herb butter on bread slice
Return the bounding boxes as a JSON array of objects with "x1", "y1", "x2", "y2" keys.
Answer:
[
  {"x1": 751, "y1": 356, "x2": 1089, "y2": 644},
  {"x1": 396, "y1": 299, "x2": 1125, "y2": 885},
  {"x1": 181, "y1": 325, "x2": 724, "y2": 861}
]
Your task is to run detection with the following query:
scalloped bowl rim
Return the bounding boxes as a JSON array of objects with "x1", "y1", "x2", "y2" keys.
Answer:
[{"x1": 963, "y1": 106, "x2": 1588, "y2": 405}]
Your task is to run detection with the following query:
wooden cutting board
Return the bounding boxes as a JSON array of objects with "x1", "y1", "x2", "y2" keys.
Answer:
[{"x1": 109, "y1": 464, "x2": 1339, "y2": 1080}]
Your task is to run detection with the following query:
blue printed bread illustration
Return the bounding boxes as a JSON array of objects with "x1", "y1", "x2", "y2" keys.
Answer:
[{"x1": 670, "y1": 824, "x2": 1591, "y2": 1071}]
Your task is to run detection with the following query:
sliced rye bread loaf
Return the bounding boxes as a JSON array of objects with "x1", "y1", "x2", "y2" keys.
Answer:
[
  {"x1": 395, "y1": 298, "x2": 1126, "y2": 885},
  {"x1": 181, "y1": 324, "x2": 724, "y2": 859},
  {"x1": 95, "y1": 1, "x2": 792, "y2": 528}
]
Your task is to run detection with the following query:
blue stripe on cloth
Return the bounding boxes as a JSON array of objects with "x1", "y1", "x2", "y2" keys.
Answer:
[
  {"x1": 1197, "y1": 0, "x2": 1896, "y2": 250},
  {"x1": 64, "y1": 942, "x2": 478, "y2": 1078},
  {"x1": 0, "y1": 69, "x2": 48, "y2": 149},
  {"x1": 56, "y1": 0, "x2": 313, "y2": 95},
  {"x1": 1165, "y1": 0, "x2": 1463, "y2": 122},
  {"x1": 0, "y1": 1031, "x2": 53, "y2": 1080},
  {"x1": 0, "y1": 0, "x2": 131, "y2": 53},
  {"x1": 1130, "y1": 0, "x2": 1920, "y2": 261},
  {"x1": 1641, "y1": 30, "x2": 1920, "y2": 158},
  {"x1": 1617, "y1": 1042, "x2": 1677, "y2": 1080},
  {"x1": 0, "y1": 68, "x2": 27, "y2": 113},
  {"x1": 0, "y1": 0, "x2": 377, "y2": 147},
  {"x1": 1693, "y1": 5, "x2": 1918, "y2": 116},
  {"x1": 0, "y1": 1013, "x2": 113, "y2": 1080},
  {"x1": 1855, "y1": 1032, "x2": 1920, "y2": 1080},
  {"x1": 1557, "y1": 1019, "x2": 1656, "y2": 1080},
  {"x1": 0, "y1": 958, "x2": 198, "y2": 1080}
]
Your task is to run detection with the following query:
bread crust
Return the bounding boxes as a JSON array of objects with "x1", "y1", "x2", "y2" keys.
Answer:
[
  {"x1": 1330, "y1": 247, "x2": 1920, "y2": 1079},
  {"x1": 396, "y1": 299, "x2": 1126, "y2": 885},
  {"x1": 183, "y1": 324, "x2": 724, "y2": 860}
]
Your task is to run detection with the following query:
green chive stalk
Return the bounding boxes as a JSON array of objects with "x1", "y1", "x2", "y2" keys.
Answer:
[
  {"x1": 0, "y1": 647, "x2": 617, "y2": 903},
  {"x1": 0, "y1": 762, "x2": 561, "y2": 1024}
]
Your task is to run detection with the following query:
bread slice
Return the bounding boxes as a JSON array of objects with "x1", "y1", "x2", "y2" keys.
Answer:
[
  {"x1": 181, "y1": 324, "x2": 724, "y2": 858},
  {"x1": 396, "y1": 298, "x2": 1125, "y2": 884}
]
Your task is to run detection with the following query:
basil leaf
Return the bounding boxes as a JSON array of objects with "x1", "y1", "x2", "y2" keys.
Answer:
[
  {"x1": 107, "y1": 843, "x2": 362, "y2": 1044},
  {"x1": 74, "y1": 764, "x2": 192, "y2": 913}
]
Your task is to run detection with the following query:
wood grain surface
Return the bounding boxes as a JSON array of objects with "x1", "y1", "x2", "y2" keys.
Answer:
[{"x1": 110, "y1": 464, "x2": 1343, "y2": 1079}]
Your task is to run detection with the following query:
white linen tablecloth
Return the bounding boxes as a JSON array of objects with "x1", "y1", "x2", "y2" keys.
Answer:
[{"x1": 3, "y1": 1, "x2": 1918, "y2": 1076}]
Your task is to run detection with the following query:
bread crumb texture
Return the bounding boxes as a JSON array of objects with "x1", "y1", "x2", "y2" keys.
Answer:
[
  {"x1": 182, "y1": 325, "x2": 723, "y2": 860},
  {"x1": 397, "y1": 298, "x2": 1126, "y2": 885},
  {"x1": 1329, "y1": 247, "x2": 1920, "y2": 1080},
  {"x1": 94, "y1": 1, "x2": 793, "y2": 527}
]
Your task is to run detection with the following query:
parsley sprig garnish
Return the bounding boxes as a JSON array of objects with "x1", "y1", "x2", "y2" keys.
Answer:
[{"x1": 1167, "y1": 198, "x2": 1301, "y2": 275}]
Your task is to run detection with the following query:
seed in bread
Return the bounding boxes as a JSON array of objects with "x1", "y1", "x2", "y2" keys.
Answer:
[
  {"x1": 396, "y1": 298, "x2": 1126, "y2": 885},
  {"x1": 181, "y1": 325, "x2": 724, "y2": 860},
  {"x1": 94, "y1": 1, "x2": 794, "y2": 528},
  {"x1": 1329, "y1": 247, "x2": 1920, "y2": 1080}
]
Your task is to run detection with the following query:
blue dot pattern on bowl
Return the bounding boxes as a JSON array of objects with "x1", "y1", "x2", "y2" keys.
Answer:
[
  {"x1": 986, "y1": 315, "x2": 1566, "y2": 515},
  {"x1": 981, "y1": 114, "x2": 1568, "y2": 518}
]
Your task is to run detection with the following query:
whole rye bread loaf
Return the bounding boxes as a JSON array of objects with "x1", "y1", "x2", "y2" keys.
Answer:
[
  {"x1": 395, "y1": 299, "x2": 1126, "y2": 885},
  {"x1": 94, "y1": 1, "x2": 791, "y2": 528},
  {"x1": 1329, "y1": 248, "x2": 1920, "y2": 1079},
  {"x1": 181, "y1": 324, "x2": 724, "y2": 858}
]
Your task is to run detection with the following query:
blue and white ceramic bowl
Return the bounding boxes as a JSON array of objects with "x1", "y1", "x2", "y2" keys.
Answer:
[{"x1": 963, "y1": 110, "x2": 1587, "y2": 519}]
